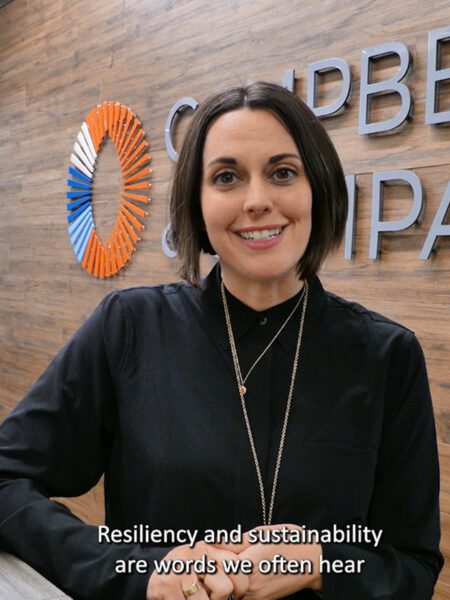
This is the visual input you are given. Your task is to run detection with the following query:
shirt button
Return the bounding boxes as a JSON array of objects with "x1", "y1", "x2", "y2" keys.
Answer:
[{"x1": 259, "y1": 315, "x2": 268, "y2": 326}]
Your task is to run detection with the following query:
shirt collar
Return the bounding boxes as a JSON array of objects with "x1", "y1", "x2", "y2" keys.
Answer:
[{"x1": 197, "y1": 262, "x2": 328, "y2": 351}]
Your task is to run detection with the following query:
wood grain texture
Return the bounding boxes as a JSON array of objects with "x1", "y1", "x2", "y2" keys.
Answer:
[{"x1": 0, "y1": 0, "x2": 449, "y2": 596}]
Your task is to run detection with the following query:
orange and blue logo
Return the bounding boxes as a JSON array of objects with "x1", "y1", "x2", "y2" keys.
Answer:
[{"x1": 67, "y1": 102, "x2": 151, "y2": 277}]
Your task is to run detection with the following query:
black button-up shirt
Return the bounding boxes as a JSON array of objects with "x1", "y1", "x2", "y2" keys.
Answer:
[{"x1": 0, "y1": 264, "x2": 443, "y2": 599}]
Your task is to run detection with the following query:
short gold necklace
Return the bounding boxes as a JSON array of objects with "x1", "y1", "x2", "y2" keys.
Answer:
[
  {"x1": 221, "y1": 284, "x2": 306, "y2": 396},
  {"x1": 220, "y1": 279, "x2": 309, "y2": 525}
]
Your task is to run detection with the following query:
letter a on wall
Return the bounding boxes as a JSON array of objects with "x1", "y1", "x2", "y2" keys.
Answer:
[{"x1": 66, "y1": 102, "x2": 151, "y2": 278}]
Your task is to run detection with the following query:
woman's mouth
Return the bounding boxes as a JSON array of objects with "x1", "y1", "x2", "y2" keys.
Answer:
[
  {"x1": 234, "y1": 226, "x2": 287, "y2": 249},
  {"x1": 237, "y1": 227, "x2": 283, "y2": 241}
]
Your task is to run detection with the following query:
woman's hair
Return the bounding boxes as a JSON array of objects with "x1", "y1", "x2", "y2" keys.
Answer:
[{"x1": 170, "y1": 81, "x2": 348, "y2": 286}]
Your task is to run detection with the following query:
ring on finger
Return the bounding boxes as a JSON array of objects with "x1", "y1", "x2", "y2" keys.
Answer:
[{"x1": 183, "y1": 580, "x2": 203, "y2": 598}]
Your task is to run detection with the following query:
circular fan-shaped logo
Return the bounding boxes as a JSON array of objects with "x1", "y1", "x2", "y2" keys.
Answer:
[{"x1": 66, "y1": 102, "x2": 151, "y2": 277}]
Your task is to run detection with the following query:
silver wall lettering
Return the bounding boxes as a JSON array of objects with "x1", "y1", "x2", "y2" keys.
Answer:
[
  {"x1": 359, "y1": 42, "x2": 412, "y2": 135},
  {"x1": 344, "y1": 174, "x2": 357, "y2": 260},
  {"x1": 164, "y1": 96, "x2": 199, "y2": 162},
  {"x1": 307, "y1": 58, "x2": 351, "y2": 117},
  {"x1": 370, "y1": 170, "x2": 424, "y2": 259},
  {"x1": 281, "y1": 68, "x2": 296, "y2": 92},
  {"x1": 420, "y1": 181, "x2": 450, "y2": 258},
  {"x1": 163, "y1": 97, "x2": 199, "y2": 257},
  {"x1": 425, "y1": 27, "x2": 450, "y2": 125},
  {"x1": 160, "y1": 30, "x2": 450, "y2": 260},
  {"x1": 162, "y1": 222, "x2": 177, "y2": 258}
]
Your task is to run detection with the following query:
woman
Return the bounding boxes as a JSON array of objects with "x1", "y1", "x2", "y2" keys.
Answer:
[{"x1": 0, "y1": 82, "x2": 443, "y2": 600}]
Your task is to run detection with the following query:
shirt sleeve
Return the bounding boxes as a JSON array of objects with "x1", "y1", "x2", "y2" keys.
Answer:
[
  {"x1": 320, "y1": 330, "x2": 443, "y2": 599},
  {"x1": 0, "y1": 292, "x2": 168, "y2": 600}
]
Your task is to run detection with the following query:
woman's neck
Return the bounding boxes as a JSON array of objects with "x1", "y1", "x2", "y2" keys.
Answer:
[{"x1": 221, "y1": 268, "x2": 305, "y2": 311}]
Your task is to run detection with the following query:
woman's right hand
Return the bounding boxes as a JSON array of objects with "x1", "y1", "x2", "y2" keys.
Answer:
[{"x1": 146, "y1": 540, "x2": 249, "y2": 600}]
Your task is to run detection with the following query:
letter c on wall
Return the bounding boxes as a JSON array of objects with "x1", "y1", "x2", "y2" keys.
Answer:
[{"x1": 66, "y1": 102, "x2": 151, "y2": 278}]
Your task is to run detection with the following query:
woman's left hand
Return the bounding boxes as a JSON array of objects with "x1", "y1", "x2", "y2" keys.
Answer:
[{"x1": 214, "y1": 524, "x2": 322, "y2": 600}]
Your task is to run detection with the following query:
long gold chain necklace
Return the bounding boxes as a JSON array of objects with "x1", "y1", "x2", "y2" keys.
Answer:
[{"x1": 220, "y1": 279, "x2": 309, "y2": 525}]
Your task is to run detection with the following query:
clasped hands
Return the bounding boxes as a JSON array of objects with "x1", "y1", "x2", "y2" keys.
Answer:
[{"x1": 147, "y1": 524, "x2": 322, "y2": 600}]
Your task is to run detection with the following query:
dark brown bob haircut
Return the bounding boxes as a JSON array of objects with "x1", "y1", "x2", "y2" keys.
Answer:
[{"x1": 170, "y1": 81, "x2": 347, "y2": 286}]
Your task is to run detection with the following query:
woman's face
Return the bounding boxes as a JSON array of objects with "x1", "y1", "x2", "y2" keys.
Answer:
[{"x1": 200, "y1": 108, "x2": 312, "y2": 293}]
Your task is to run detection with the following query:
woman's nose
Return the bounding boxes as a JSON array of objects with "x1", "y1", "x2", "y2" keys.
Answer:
[{"x1": 242, "y1": 178, "x2": 274, "y2": 214}]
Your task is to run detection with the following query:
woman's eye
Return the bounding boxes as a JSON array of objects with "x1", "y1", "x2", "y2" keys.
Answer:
[
  {"x1": 213, "y1": 171, "x2": 237, "y2": 185},
  {"x1": 272, "y1": 167, "x2": 297, "y2": 181}
]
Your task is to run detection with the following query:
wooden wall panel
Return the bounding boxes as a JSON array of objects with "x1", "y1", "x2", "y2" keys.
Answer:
[{"x1": 0, "y1": 0, "x2": 449, "y2": 595}]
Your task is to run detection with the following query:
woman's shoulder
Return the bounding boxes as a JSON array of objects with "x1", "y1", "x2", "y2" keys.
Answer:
[
  {"x1": 98, "y1": 279, "x2": 198, "y2": 320},
  {"x1": 112, "y1": 279, "x2": 192, "y2": 298},
  {"x1": 316, "y1": 278, "x2": 416, "y2": 350},
  {"x1": 328, "y1": 289, "x2": 411, "y2": 329}
]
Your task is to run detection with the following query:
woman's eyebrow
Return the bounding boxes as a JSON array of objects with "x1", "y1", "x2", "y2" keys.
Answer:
[
  {"x1": 207, "y1": 157, "x2": 237, "y2": 167},
  {"x1": 206, "y1": 152, "x2": 302, "y2": 169},
  {"x1": 268, "y1": 153, "x2": 301, "y2": 163}
]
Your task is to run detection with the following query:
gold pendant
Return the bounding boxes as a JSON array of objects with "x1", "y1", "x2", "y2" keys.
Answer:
[{"x1": 239, "y1": 385, "x2": 247, "y2": 396}]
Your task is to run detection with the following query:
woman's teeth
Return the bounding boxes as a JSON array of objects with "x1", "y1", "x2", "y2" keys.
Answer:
[{"x1": 239, "y1": 228, "x2": 282, "y2": 240}]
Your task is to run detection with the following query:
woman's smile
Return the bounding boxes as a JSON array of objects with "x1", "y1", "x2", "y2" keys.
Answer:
[{"x1": 234, "y1": 223, "x2": 287, "y2": 248}]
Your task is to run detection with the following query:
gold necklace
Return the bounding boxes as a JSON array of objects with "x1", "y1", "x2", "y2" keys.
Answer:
[
  {"x1": 220, "y1": 279, "x2": 309, "y2": 525},
  {"x1": 221, "y1": 285, "x2": 306, "y2": 396}
]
